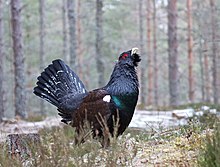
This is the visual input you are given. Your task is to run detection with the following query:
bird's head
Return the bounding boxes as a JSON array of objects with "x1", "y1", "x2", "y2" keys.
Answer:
[
  {"x1": 106, "y1": 47, "x2": 140, "y2": 92},
  {"x1": 118, "y1": 48, "x2": 141, "y2": 67}
]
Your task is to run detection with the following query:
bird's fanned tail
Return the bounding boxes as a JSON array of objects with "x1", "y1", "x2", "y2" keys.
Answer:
[{"x1": 33, "y1": 59, "x2": 88, "y2": 123}]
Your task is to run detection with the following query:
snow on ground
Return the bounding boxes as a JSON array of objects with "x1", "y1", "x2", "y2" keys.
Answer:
[{"x1": 129, "y1": 110, "x2": 188, "y2": 130}]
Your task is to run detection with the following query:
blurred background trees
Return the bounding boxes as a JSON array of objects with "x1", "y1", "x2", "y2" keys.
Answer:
[
  {"x1": 11, "y1": 0, "x2": 26, "y2": 118},
  {"x1": 0, "y1": 0, "x2": 220, "y2": 120},
  {"x1": 39, "y1": 0, "x2": 45, "y2": 115},
  {"x1": 167, "y1": 0, "x2": 178, "y2": 106},
  {"x1": 0, "y1": 0, "x2": 4, "y2": 121}
]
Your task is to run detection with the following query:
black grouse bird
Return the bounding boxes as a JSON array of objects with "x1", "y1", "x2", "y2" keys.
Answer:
[{"x1": 34, "y1": 48, "x2": 141, "y2": 144}]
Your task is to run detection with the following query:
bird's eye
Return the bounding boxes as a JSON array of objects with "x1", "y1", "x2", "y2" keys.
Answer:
[{"x1": 120, "y1": 53, "x2": 128, "y2": 60}]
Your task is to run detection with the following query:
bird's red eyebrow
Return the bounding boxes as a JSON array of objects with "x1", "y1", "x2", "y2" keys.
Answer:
[{"x1": 122, "y1": 53, "x2": 128, "y2": 59}]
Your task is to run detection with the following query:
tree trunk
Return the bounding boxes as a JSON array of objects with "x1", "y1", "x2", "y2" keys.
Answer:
[
  {"x1": 152, "y1": 0, "x2": 158, "y2": 106},
  {"x1": 147, "y1": 0, "x2": 152, "y2": 105},
  {"x1": 77, "y1": 0, "x2": 83, "y2": 79},
  {"x1": 39, "y1": 0, "x2": 45, "y2": 115},
  {"x1": 199, "y1": 37, "x2": 205, "y2": 102},
  {"x1": 167, "y1": 0, "x2": 179, "y2": 106},
  {"x1": 62, "y1": 0, "x2": 68, "y2": 63},
  {"x1": 95, "y1": 0, "x2": 105, "y2": 87},
  {"x1": 67, "y1": 0, "x2": 77, "y2": 71},
  {"x1": 210, "y1": 0, "x2": 219, "y2": 104},
  {"x1": 204, "y1": 42, "x2": 211, "y2": 102},
  {"x1": 0, "y1": 0, "x2": 4, "y2": 122},
  {"x1": 11, "y1": 0, "x2": 26, "y2": 118},
  {"x1": 187, "y1": 0, "x2": 194, "y2": 103},
  {"x1": 139, "y1": 0, "x2": 146, "y2": 107}
]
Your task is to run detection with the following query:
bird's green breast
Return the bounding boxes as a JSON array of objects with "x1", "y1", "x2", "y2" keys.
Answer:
[{"x1": 112, "y1": 94, "x2": 138, "y2": 112}]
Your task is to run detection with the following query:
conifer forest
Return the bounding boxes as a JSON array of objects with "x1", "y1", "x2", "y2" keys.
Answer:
[
  {"x1": 0, "y1": 0, "x2": 220, "y2": 118},
  {"x1": 0, "y1": 0, "x2": 220, "y2": 167}
]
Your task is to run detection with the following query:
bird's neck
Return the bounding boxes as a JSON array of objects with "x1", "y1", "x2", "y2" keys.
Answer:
[
  {"x1": 105, "y1": 64, "x2": 139, "y2": 111},
  {"x1": 105, "y1": 63, "x2": 139, "y2": 93}
]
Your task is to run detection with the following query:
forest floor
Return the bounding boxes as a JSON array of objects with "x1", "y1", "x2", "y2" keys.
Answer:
[{"x1": 0, "y1": 111, "x2": 217, "y2": 167}]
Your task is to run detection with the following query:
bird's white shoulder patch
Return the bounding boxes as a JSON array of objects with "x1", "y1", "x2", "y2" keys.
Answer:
[{"x1": 103, "y1": 95, "x2": 111, "y2": 103}]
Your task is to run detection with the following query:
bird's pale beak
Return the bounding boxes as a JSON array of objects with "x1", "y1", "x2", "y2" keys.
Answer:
[{"x1": 131, "y1": 47, "x2": 139, "y2": 55}]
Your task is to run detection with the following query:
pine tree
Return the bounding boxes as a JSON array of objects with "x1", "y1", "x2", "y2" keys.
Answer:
[
  {"x1": 67, "y1": 0, "x2": 77, "y2": 71},
  {"x1": 152, "y1": 0, "x2": 158, "y2": 106},
  {"x1": 62, "y1": 0, "x2": 68, "y2": 62},
  {"x1": 139, "y1": 0, "x2": 146, "y2": 107},
  {"x1": 147, "y1": 0, "x2": 153, "y2": 105},
  {"x1": 95, "y1": 0, "x2": 105, "y2": 87},
  {"x1": 167, "y1": 0, "x2": 179, "y2": 106},
  {"x1": 39, "y1": 0, "x2": 45, "y2": 115},
  {"x1": 187, "y1": 0, "x2": 194, "y2": 102},
  {"x1": 11, "y1": 0, "x2": 27, "y2": 118},
  {"x1": 210, "y1": 0, "x2": 219, "y2": 104},
  {"x1": 0, "y1": 0, "x2": 4, "y2": 121}
]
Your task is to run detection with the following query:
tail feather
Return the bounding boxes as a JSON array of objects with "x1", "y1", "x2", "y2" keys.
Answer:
[
  {"x1": 34, "y1": 86, "x2": 59, "y2": 106},
  {"x1": 33, "y1": 59, "x2": 87, "y2": 115},
  {"x1": 58, "y1": 109, "x2": 72, "y2": 124},
  {"x1": 52, "y1": 60, "x2": 86, "y2": 94}
]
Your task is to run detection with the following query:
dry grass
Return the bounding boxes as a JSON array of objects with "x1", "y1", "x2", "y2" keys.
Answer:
[
  {"x1": 0, "y1": 124, "x2": 139, "y2": 167},
  {"x1": 198, "y1": 122, "x2": 220, "y2": 167},
  {"x1": 0, "y1": 113, "x2": 219, "y2": 167}
]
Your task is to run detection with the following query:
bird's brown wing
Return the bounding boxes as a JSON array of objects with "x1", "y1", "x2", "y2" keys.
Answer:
[{"x1": 71, "y1": 89, "x2": 116, "y2": 134}]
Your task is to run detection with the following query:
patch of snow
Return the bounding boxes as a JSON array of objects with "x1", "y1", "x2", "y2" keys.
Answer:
[
  {"x1": 201, "y1": 106, "x2": 210, "y2": 111},
  {"x1": 172, "y1": 109, "x2": 194, "y2": 119},
  {"x1": 209, "y1": 109, "x2": 217, "y2": 114},
  {"x1": 195, "y1": 111, "x2": 204, "y2": 117}
]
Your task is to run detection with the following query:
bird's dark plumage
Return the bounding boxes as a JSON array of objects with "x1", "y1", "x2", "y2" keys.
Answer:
[{"x1": 34, "y1": 48, "x2": 141, "y2": 143}]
